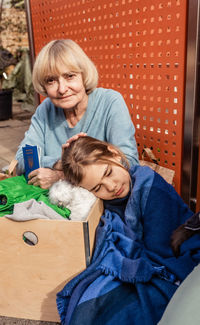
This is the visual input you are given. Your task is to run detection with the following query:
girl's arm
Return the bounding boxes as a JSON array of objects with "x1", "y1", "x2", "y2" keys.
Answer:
[{"x1": 128, "y1": 165, "x2": 193, "y2": 255}]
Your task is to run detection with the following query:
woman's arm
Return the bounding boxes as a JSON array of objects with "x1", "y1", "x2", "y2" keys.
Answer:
[
  {"x1": 104, "y1": 90, "x2": 139, "y2": 166},
  {"x1": 15, "y1": 99, "x2": 62, "y2": 174},
  {"x1": 15, "y1": 99, "x2": 66, "y2": 188}
]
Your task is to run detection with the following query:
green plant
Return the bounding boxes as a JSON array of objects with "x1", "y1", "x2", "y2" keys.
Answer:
[
  {"x1": 0, "y1": 46, "x2": 16, "y2": 90},
  {"x1": 11, "y1": 0, "x2": 24, "y2": 9},
  {"x1": 0, "y1": 0, "x2": 21, "y2": 89}
]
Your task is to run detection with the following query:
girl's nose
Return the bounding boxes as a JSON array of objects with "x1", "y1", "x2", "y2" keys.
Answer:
[
  {"x1": 104, "y1": 179, "x2": 116, "y2": 192},
  {"x1": 58, "y1": 77, "x2": 68, "y2": 94}
]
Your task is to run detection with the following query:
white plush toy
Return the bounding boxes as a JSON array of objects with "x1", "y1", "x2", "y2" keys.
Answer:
[{"x1": 49, "y1": 180, "x2": 97, "y2": 221}]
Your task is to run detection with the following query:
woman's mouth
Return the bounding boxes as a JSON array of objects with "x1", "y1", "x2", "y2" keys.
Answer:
[{"x1": 59, "y1": 95, "x2": 72, "y2": 100}]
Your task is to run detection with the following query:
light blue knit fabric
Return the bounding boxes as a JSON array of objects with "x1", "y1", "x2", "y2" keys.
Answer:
[{"x1": 16, "y1": 88, "x2": 139, "y2": 174}]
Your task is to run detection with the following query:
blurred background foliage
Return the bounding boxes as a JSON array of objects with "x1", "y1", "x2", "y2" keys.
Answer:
[{"x1": 0, "y1": 0, "x2": 34, "y2": 110}]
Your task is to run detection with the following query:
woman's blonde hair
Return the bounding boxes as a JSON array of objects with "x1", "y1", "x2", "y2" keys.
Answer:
[
  {"x1": 62, "y1": 136, "x2": 129, "y2": 186},
  {"x1": 32, "y1": 39, "x2": 98, "y2": 96}
]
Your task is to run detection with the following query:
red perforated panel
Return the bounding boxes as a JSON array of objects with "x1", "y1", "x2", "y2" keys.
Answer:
[{"x1": 29, "y1": 0, "x2": 187, "y2": 192}]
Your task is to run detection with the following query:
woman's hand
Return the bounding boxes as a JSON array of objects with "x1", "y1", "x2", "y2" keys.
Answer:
[
  {"x1": 29, "y1": 133, "x2": 87, "y2": 187},
  {"x1": 53, "y1": 133, "x2": 87, "y2": 171},
  {"x1": 62, "y1": 132, "x2": 87, "y2": 150},
  {"x1": 28, "y1": 168, "x2": 64, "y2": 189}
]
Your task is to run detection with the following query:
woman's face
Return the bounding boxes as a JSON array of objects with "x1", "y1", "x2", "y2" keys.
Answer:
[
  {"x1": 79, "y1": 160, "x2": 131, "y2": 200},
  {"x1": 44, "y1": 68, "x2": 88, "y2": 110}
]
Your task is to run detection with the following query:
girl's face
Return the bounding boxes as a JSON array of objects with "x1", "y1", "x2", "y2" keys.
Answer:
[
  {"x1": 79, "y1": 159, "x2": 131, "y2": 200},
  {"x1": 44, "y1": 67, "x2": 88, "y2": 111}
]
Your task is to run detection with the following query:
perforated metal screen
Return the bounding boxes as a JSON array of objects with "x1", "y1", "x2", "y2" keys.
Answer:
[{"x1": 29, "y1": 0, "x2": 187, "y2": 192}]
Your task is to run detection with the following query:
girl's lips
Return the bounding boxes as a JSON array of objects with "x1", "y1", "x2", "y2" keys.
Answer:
[{"x1": 115, "y1": 186, "x2": 123, "y2": 197}]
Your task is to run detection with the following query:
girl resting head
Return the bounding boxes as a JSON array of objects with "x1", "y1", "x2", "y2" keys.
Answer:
[{"x1": 62, "y1": 136, "x2": 131, "y2": 200}]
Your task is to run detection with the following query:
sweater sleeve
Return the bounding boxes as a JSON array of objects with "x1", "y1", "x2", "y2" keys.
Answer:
[
  {"x1": 15, "y1": 99, "x2": 59, "y2": 174},
  {"x1": 104, "y1": 90, "x2": 139, "y2": 166}
]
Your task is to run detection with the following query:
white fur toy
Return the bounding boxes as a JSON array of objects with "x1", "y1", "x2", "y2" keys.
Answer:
[{"x1": 49, "y1": 180, "x2": 97, "y2": 221}]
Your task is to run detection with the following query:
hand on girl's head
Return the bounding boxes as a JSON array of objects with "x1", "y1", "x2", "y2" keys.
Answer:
[{"x1": 62, "y1": 132, "x2": 87, "y2": 150}]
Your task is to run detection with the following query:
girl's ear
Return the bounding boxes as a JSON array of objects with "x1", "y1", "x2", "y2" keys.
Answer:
[{"x1": 108, "y1": 146, "x2": 121, "y2": 162}]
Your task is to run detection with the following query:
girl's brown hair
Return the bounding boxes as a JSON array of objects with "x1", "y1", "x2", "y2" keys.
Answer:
[{"x1": 62, "y1": 136, "x2": 129, "y2": 186}]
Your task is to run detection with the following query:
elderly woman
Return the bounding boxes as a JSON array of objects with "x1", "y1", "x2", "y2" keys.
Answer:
[{"x1": 15, "y1": 39, "x2": 138, "y2": 188}]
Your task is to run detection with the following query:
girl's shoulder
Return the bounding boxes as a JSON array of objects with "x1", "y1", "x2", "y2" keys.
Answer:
[
  {"x1": 129, "y1": 165, "x2": 175, "y2": 194},
  {"x1": 129, "y1": 165, "x2": 155, "y2": 177},
  {"x1": 129, "y1": 165, "x2": 155, "y2": 191}
]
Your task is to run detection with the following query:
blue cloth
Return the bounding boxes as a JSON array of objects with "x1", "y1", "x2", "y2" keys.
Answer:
[
  {"x1": 57, "y1": 166, "x2": 200, "y2": 325},
  {"x1": 16, "y1": 88, "x2": 138, "y2": 174}
]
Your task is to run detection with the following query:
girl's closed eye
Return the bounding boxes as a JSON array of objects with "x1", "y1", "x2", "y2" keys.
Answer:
[
  {"x1": 93, "y1": 166, "x2": 111, "y2": 193},
  {"x1": 94, "y1": 185, "x2": 101, "y2": 193},
  {"x1": 106, "y1": 166, "x2": 112, "y2": 177}
]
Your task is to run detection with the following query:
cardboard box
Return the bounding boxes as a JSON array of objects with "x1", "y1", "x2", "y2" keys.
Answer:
[{"x1": 0, "y1": 198, "x2": 103, "y2": 322}]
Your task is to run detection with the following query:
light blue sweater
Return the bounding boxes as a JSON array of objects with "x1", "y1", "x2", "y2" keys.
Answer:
[{"x1": 16, "y1": 88, "x2": 139, "y2": 173}]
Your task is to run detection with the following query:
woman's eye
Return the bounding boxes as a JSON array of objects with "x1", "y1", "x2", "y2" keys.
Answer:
[
  {"x1": 64, "y1": 73, "x2": 76, "y2": 79},
  {"x1": 45, "y1": 77, "x2": 56, "y2": 85}
]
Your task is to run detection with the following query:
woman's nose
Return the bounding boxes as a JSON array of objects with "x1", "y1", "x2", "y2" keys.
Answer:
[{"x1": 58, "y1": 77, "x2": 68, "y2": 94}]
